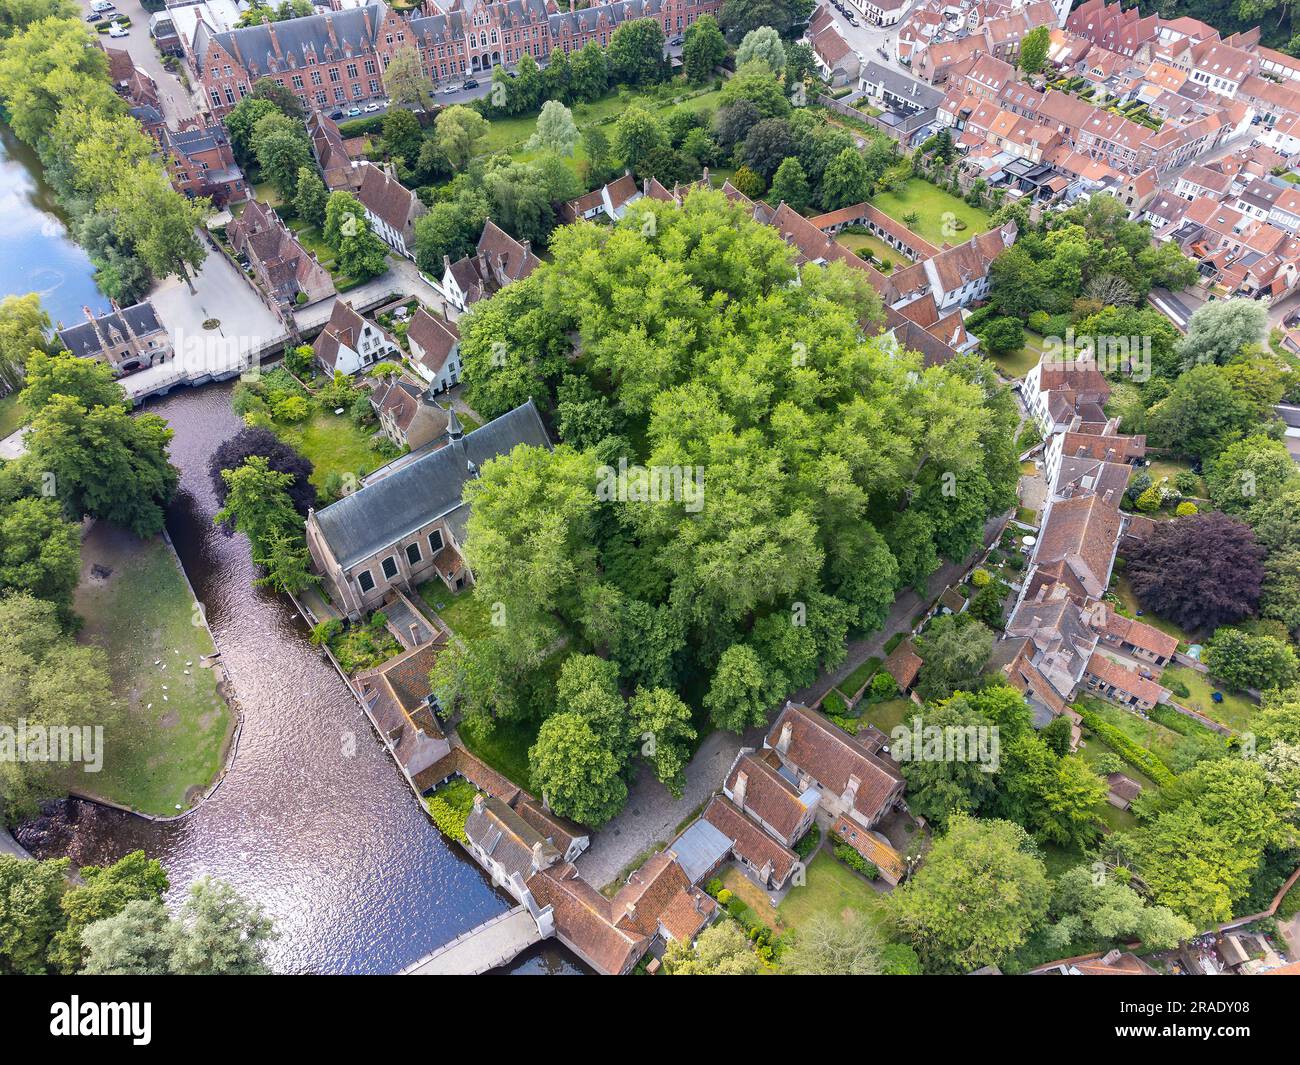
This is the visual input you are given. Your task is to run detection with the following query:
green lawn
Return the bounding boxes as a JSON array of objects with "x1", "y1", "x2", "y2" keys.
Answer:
[
  {"x1": 415, "y1": 582, "x2": 494, "y2": 644},
  {"x1": 277, "y1": 411, "x2": 384, "y2": 490},
  {"x1": 1161, "y1": 665, "x2": 1256, "y2": 731},
  {"x1": 1080, "y1": 696, "x2": 1183, "y2": 772},
  {"x1": 288, "y1": 220, "x2": 337, "y2": 270},
  {"x1": 993, "y1": 331, "x2": 1047, "y2": 379},
  {"x1": 460, "y1": 714, "x2": 537, "y2": 793},
  {"x1": 870, "y1": 178, "x2": 993, "y2": 247},
  {"x1": 776, "y1": 851, "x2": 889, "y2": 934},
  {"x1": 69, "y1": 526, "x2": 232, "y2": 816},
  {"x1": 1144, "y1": 458, "x2": 1205, "y2": 499},
  {"x1": 860, "y1": 697, "x2": 915, "y2": 735},
  {"x1": 841, "y1": 656, "x2": 882, "y2": 697},
  {"x1": 0, "y1": 393, "x2": 25, "y2": 438},
  {"x1": 835, "y1": 231, "x2": 911, "y2": 272}
]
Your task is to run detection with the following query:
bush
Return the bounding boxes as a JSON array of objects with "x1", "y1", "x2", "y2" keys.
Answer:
[
  {"x1": 971, "y1": 568, "x2": 991, "y2": 588},
  {"x1": 870, "y1": 671, "x2": 897, "y2": 699},
  {"x1": 793, "y1": 824, "x2": 821, "y2": 860},
  {"x1": 1076, "y1": 706, "x2": 1175, "y2": 787},
  {"x1": 822, "y1": 691, "x2": 847, "y2": 717},
  {"x1": 1134, "y1": 485, "x2": 1164, "y2": 512},
  {"x1": 310, "y1": 618, "x2": 342, "y2": 646},
  {"x1": 1174, "y1": 470, "x2": 1200, "y2": 495},
  {"x1": 884, "y1": 632, "x2": 905, "y2": 655},
  {"x1": 705, "y1": 878, "x2": 724, "y2": 898},
  {"x1": 831, "y1": 836, "x2": 878, "y2": 878},
  {"x1": 425, "y1": 779, "x2": 477, "y2": 842},
  {"x1": 1175, "y1": 501, "x2": 1198, "y2": 516}
]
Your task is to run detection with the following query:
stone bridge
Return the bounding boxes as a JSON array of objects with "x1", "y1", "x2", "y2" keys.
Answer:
[{"x1": 400, "y1": 906, "x2": 542, "y2": 975}]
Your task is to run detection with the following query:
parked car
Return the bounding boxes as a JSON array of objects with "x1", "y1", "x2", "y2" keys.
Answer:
[
  {"x1": 329, "y1": 109, "x2": 344, "y2": 120},
  {"x1": 669, "y1": 35, "x2": 684, "y2": 46},
  {"x1": 363, "y1": 101, "x2": 382, "y2": 113},
  {"x1": 463, "y1": 78, "x2": 479, "y2": 89},
  {"x1": 443, "y1": 85, "x2": 458, "y2": 95},
  {"x1": 346, "y1": 106, "x2": 362, "y2": 117},
  {"x1": 108, "y1": 22, "x2": 129, "y2": 37},
  {"x1": 90, "y1": 0, "x2": 115, "y2": 11},
  {"x1": 86, "y1": 11, "x2": 103, "y2": 20},
  {"x1": 845, "y1": 12, "x2": 858, "y2": 24}
]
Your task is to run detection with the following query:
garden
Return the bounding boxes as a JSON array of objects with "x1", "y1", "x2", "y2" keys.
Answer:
[
  {"x1": 311, "y1": 612, "x2": 401, "y2": 675},
  {"x1": 870, "y1": 178, "x2": 993, "y2": 247}
]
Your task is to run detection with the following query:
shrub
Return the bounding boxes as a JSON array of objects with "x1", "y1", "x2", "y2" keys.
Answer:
[
  {"x1": 715, "y1": 888, "x2": 733, "y2": 905},
  {"x1": 831, "y1": 837, "x2": 878, "y2": 878},
  {"x1": 971, "y1": 568, "x2": 991, "y2": 588},
  {"x1": 1175, "y1": 501, "x2": 1198, "y2": 516},
  {"x1": 310, "y1": 618, "x2": 342, "y2": 646},
  {"x1": 870, "y1": 671, "x2": 897, "y2": 699},
  {"x1": 1134, "y1": 485, "x2": 1164, "y2": 512},
  {"x1": 425, "y1": 780, "x2": 477, "y2": 842},
  {"x1": 821, "y1": 691, "x2": 847, "y2": 717},
  {"x1": 1076, "y1": 706, "x2": 1175, "y2": 787},
  {"x1": 705, "y1": 878, "x2": 724, "y2": 898},
  {"x1": 793, "y1": 824, "x2": 821, "y2": 860},
  {"x1": 1174, "y1": 470, "x2": 1200, "y2": 496},
  {"x1": 273, "y1": 395, "x2": 311, "y2": 422}
]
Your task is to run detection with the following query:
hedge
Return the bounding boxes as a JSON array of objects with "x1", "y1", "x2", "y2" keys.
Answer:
[{"x1": 1076, "y1": 706, "x2": 1175, "y2": 788}]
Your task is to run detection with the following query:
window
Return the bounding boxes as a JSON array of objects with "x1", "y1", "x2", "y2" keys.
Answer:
[
  {"x1": 429, "y1": 529, "x2": 444, "y2": 554},
  {"x1": 406, "y1": 542, "x2": 422, "y2": 566},
  {"x1": 357, "y1": 570, "x2": 375, "y2": 593},
  {"x1": 382, "y1": 556, "x2": 398, "y2": 580},
  {"x1": 346, "y1": 63, "x2": 358, "y2": 79}
]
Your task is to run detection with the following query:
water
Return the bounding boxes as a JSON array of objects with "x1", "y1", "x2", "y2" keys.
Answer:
[
  {"x1": 22, "y1": 383, "x2": 586, "y2": 974},
  {"x1": 0, "y1": 125, "x2": 111, "y2": 326}
]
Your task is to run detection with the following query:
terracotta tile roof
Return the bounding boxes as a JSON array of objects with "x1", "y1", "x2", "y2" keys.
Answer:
[
  {"x1": 1035, "y1": 492, "x2": 1123, "y2": 598},
  {"x1": 513, "y1": 795, "x2": 586, "y2": 858},
  {"x1": 831, "y1": 814, "x2": 907, "y2": 882},
  {"x1": 356, "y1": 162, "x2": 421, "y2": 235},
  {"x1": 611, "y1": 851, "x2": 712, "y2": 943},
  {"x1": 766, "y1": 703, "x2": 902, "y2": 825},
  {"x1": 727, "y1": 752, "x2": 812, "y2": 842},
  {"x1": 1097, "y1": 607, "x2": 1178, "y2": 659},
  {"x1": 526, "y1": 864, "x2": 646, "y2": 975},
  {"x1": 406, "y1": 307, "x2": 459, "y2": 376},
  {"x1": 884, "y1": 637, "x2": 923, "y2": 690},
  {"x1": 700, "y1": 796, "x2": 798, "y2": 885},
  {"x1": 464, "y1": 793, "x2": 561, "y2": 883},
  {"x1": 1086, "y1": 651, "x2": 1167, "y2": 704}
]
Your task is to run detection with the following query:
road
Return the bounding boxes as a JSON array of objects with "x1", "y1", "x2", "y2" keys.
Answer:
[
  {"x1": 833, "y1": 0, "x2": 926, "y2": 68},
  {"x1": 78, "y1": 0, "x2": 198, "y2": 125}
]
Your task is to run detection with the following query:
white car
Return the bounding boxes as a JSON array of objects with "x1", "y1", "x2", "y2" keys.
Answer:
[
  {"x1": 442, "y1": 85, "x2": 458, "y2": 95},
  {"x1": 90, "y1": 0, "x2": 115, "y2": 11},
  {"x1": 108, "y1": 22, "x2": 128, "y2": 37},
  {"x1": 363, "y1": 102, "x2": 382, "y2": 113}
]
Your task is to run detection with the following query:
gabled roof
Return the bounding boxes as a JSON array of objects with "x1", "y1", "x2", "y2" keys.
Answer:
[
  {"x1": 356, "y1": 162, "x2": 421, "y2": 234},
  {"x1": 726, "y1": 752, "x2": 814, "y2": 842}
]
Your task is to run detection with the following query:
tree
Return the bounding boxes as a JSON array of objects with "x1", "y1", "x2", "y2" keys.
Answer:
[
  {"x1": 250, "y1": 74, "x2": 305, "y2": 117},
  {"x1": 323, "y1": 190, "x2": 389, "y2": 281},
  {"x1": 24, "y1": 393, "x2": 178, "y2": 537},
  {"x1": 629, "y1": 686, "x2": 697, "y2": 797},
  {"x1": 1147, "y1": 363, "x2": 1278, "y2": 462},
  {"x1": 1204, "y1": 628, "x2": 1299, "y2": 691},
  {"x1": 731, "y1": 164, "x2": 765, "y2": 199},
  {"x1": 892, "y1": 814, "x2": 1049, "y2": 972},
  {"x1": 169, "y1": 876, "x2": 276, "y2": 974},
  {"x1": 914, "y1": 616, "x2": 994, "y2": 702},
  {"x1": 783, "y1": 913, "x2": 882, "y2": 975},
  {"x1": 719, "y1": 59, "x2": 791, "y2": 118},
  {"x1": 1125, "y1": 512, "x2": 1265, "y2": 632},
  {"x1": 48, "y1": 850, "x2": 168, "y2": 974},
  {"x1": 102, "y1": 162, "x2": 209, "y2": 290},
  {"x1": 720, "y1": 0, "x2": 808, "y2": 38},
  {"x1": 713, "y1": 100, "x2": 761, "y2": 154},
  {"x1": 1018, "y1": 25, "x2": 1050, "y2": 74},
  {"x1": 381, "y1": 106, "x2": 424, "y2": 167},
  {"x1": 0, "y1": 854, "x2": 68, "y2": 974},
  {"x1": 225, "y1": 96, "x2": 281, "y2": 165},
  {"x1": 251, "y1": 112, "x2": 313, "y2": 200},
  {"x1": 20, "y1": 347, "x2": 121, "y2": 412},
  {"x1": 614, "y1": 105, "x2": 667, "y2": 176},
  {"x1": 79, "y1": 897, "x2": 177, "y2": 975},
  {"x1": 736, "y1": 26, "x2": 787, "y2": 74},
  {"x1": 413, "y1": 191, "x2": 488, "y2": 275},
  {"x1": 384, "y1": 43, "x2": 429, "y2": 109},
  {"x1": 1046, "y1": 865, "x2": 1194, "y2": 953},
  {"x1": 664, "y1": 919, "x2": 761, "y2": 974},
  {"x1": 769, "y1": 157, "x2": 811, "y2": 213},
  {"x1": 740, "y1": 117, "x2": 794, "y2": 181},
  {"x1": 704, "y1": 643, "x2": 769, "y2": 731},
  {"x1": 569, "y1": 40, "x2": 608, "y2": 102},
  {"x1": 896, "y1": 697, "x2": 998, "y2": 828},
  {"x1": 1205, "y1": 434, "x2": 1299, "y2": 518},
  {"x1": 974, "y1": 316, "x2": 1025, "y2": 356},
  {"x1": 0, "y1": 292, "x2": 49, "y2": 392},
  {"x1": 820, "y1": 146, "x2": 872, "y2": 210},
  {"x1": 213, "y1": 456, "x2": 302, "y2": 563},
  {"x1": 529, "y1": 712, "x2": 628, "y2": 825},
  {"x1": 0, "y1": 496, "x2": 81, "y2": 613},
  {"x1": 606, "y1": 17, "x2": 666, "y2": 87},
  {"x1": 683, "y1": 14, "x2": 727, "y2": 85},
  {"x1": 435, "y1": 105, "x2": 489, "y2": 171},
  {"x1": 527, "y1": 100, "x2": 580, "y2": 156},
  {"x1": 292, "y1": 166, "x2": 329, "y2": 229},
  {"x1": 1178, "y1": 298, "x2": 1268, "y2": 369}
]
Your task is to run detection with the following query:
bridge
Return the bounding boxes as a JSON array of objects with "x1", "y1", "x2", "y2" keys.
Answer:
[{"x1": 400, "y1": 906, "x2": 542, "y2": 975}]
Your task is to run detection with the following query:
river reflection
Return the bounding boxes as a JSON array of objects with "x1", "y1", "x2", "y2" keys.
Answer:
[{"x1": 25, "y1": 382, "x2": 586, "y2": 974}]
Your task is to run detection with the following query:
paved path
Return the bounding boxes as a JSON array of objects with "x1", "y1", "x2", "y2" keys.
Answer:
[
  {"x1": 78, "y1": 0, "x2": 198, "y2": 126},
  {"x1": 401, "y1": 905, "x2": 540, "y2": 974},
  {"x1": 0, "y1": 825, "x2": 33, "y2": 861},
  {"x1": 576, "y1": 511, "x2": 1009, "y2": 889}
]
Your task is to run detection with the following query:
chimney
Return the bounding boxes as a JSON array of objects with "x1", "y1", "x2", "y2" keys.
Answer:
[
  {"x1": 409, "y1": 622, "x2": 421, "y2": 645},
  {"x1": 624, "y1": 900, "x2": 636, "y2": 920},
  {"x1": 325, "y1": 14, "x2": 340, "y2": 52},
  {"x1": 531, "y1": 840, "x2": 546, "y2": 872},
  {"x1": 264, "y1": 18, "x2": 282, "y2": 60},
  {"x1": 776, "y1": 720, "x2": 793, "y2": 754},
  {"x1": 842, "y1": 774, "x2": 861, "y2": 808},
  {"x1": 472, "y1": 792, "x2": 484, "y2": 814},
  {"x1": 442, "y1": 254, "x2": 452, "y2": 273},
  {"x1": 732, "y1": 770, "x2": 749, "y2": 809}
]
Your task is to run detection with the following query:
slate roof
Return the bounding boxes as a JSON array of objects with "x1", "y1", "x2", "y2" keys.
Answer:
[
  {"x1": 313, "y1": 399, "x2": 551, "y2": 569},
  {"x1": 465, "y1": 793, "x2": 561, "y2": 882},
  {"x1": 194, "y1": 2, "x2": 386, "y2": 76},
  {"x1": 58, "y1": 302, "x2": 165, "y2": 358}
]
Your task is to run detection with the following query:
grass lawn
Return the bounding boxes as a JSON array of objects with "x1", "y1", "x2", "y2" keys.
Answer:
[
  {"x1": 993, "y1": 330, "x2": 1047, "y2": 379},
  {"x1": 1110, "y1": 574, "x2": 1196, "y2": 647},
  {"x1": 1162, "y1": 665, "x2": 1256, "y2": 731},
  {"x1": 1081, "y1": 696, "x2": 1183, "y2": 772},
  {"x1": 415, "y1": 582, "x2": 494, "y2": 644},
  {"x1": 277, "y1": 411, "x2": 384, "y2": 490},
  {"x1": 0, "y1": 393, "x2": 25, "y2": 438},
  {"x1": 288, "y1": 220, "x2": 337, "y2": 270},
  {"x1": 460, "y1": 714, "x2": 537, "y2": 793},
  {"x1": 1144, "y1": 457, "x2": 1205, "y2": 499},
  {"x1": 776, "y1": 851, "x2": 890, "y2": 934},
  {"x1": 69, "y1": 525, "x2": 231, "y2": 816},
  {"x1": 860, "y1": 697, "x2": 915, "y2": 734},
  {"x1": 870, "y1": 178, "x2": 993, "y2": 247},
  {"x1": 251, "y1": 180, "x2": 284, "y2": 208},
  {"x1": 835, "y1": 231, "x2": 911, "y2": 272},
  {"x1": 841, "y1": 656, "x2": 882, "y2": 696}
]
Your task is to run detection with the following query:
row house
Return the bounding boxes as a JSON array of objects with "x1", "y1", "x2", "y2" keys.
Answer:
[
  {"x1": 406, "y1": 306, "x2": 462, "y2": 391},
  {"x1": 312, "y1": 299, "x2": 401, "y2": 376},
  {"x1": 558, "y1": 172, "x2": 642, "y2": 224},
  {"x1": 226, "y1": 199, "x2": 336, "y2": 307},
  {"x1": 355, "y1": 163, "x2": 425, "y2": 259},
  {"x1": 434, "y1": 218, "x2": 540, "y2": 311},
  {"x1": 368, "y1": 373, "x2": 454, "y2": 451},
  {"x1": 307, "y1": 111, "x2": 364, "y2": 191}
]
